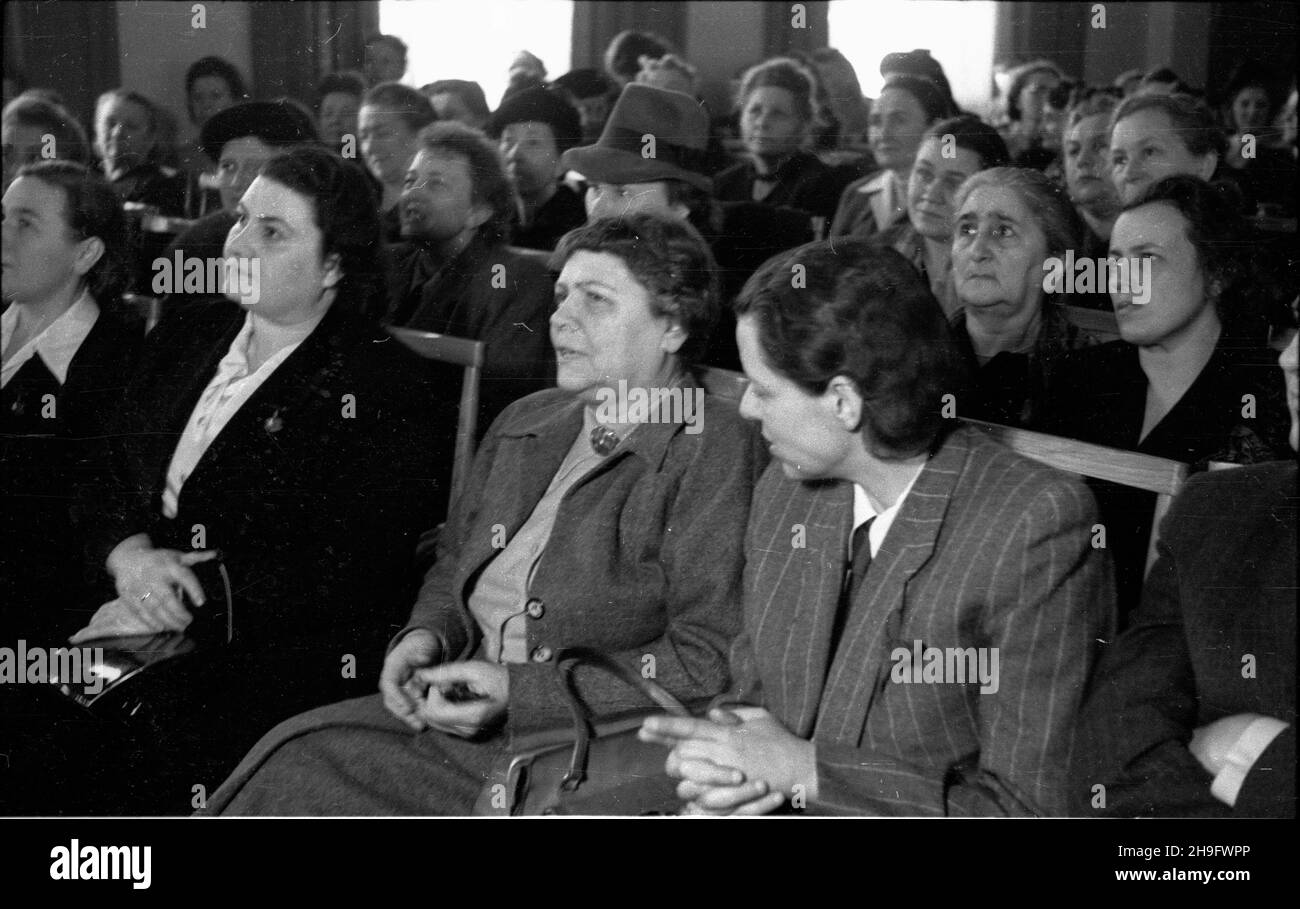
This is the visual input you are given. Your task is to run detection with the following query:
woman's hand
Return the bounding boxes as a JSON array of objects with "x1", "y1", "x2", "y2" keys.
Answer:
[
  {"x1": 380, "y1": 629, "x2": 444, "y2": 730},
  {"x1": 102, "y1": 535, "x2": 217, "y2": 633},
  {"x1": 409, "y1": 661, "x2": 509, "y2": 739}
]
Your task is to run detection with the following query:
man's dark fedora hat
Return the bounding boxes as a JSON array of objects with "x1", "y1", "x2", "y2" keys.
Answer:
[
  {"x1": 560, "y1": 84, "x2": 712, "y2": 193},
  {"x1": 200, "y1": 99, "x2": 320, "y2": 163}
]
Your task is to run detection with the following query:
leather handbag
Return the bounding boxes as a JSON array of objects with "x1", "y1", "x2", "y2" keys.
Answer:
[
  {"x1": 473, "y1": 646, "x2": 698, "y2": 816},
  {"x1": 45, "y1": 560, "x2": 234, "y2": 729}
]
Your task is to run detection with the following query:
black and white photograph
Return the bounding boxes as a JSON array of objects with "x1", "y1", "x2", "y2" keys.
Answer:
[{"x1": 0, "y1": 0, "x2": 1295, "y2": 888}]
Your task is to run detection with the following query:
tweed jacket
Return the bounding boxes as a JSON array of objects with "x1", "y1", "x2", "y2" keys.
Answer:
[
  {"x1": 400, "y1": 385, "x2": 766, "y2": 737},
  {"x1": 1071, "y1": 460, "x2": 1296, "y2": 817},
  {"x1": 726, "y1": 425, "x2": 1114, "y2": 816}
]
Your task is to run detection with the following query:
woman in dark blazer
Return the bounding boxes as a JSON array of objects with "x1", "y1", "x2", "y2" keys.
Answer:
[
  {"x1": 1, "y1": 161, "x2": 143, "y2": 644},
  {"x1": 1044, "y1": 176, "x2": 1291, "y2": 625},
  {"x1": 0, "y1": 147, "x2": 452, "y2": 815},
  {"x1": 1071, "y1": 319, "x2": 1297, "y2": 817},
  {"x1": 204, "y1": 213, "x2": 764, "y2": 816},
  {"x1": 714, "y1": 58, "x2": 854, "y2": 223}
]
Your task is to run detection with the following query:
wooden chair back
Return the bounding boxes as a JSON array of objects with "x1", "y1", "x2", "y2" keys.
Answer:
[{"x1": 387, "y1": 326, "x2": 486, "y2": 507}]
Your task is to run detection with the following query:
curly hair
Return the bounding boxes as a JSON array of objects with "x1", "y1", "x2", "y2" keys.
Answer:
[
  {"x1": 549, "y1": 213, "x2": 720, "y2": 367},
  {"x1": 734, "y1": 239, "x2": 969, "y2": 459},
  {"x1": 954, "y1": 166, "x2": 1084, "y2": 263},
  {"x1": 259, "y1": 147, "x2": 386, "y2": 319},
  {"x1": 735, "y1": 57, "x2": 818, "y2": 123},
  {"x1": 14, "y1": 160, "x2": 131, "y2": 307},
  {"x1": 415, "y1": 121, "x2": 513, "y2": 248}
]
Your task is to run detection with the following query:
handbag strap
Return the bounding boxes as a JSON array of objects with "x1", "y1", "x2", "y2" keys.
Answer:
[{"x1": 551, "y1": 647, "x2": 690, "y2": 793}]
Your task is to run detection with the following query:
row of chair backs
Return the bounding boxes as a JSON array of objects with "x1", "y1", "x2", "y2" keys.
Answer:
[{"x1": 961, "y1": 417, "x2": 1187, "y2": 575}]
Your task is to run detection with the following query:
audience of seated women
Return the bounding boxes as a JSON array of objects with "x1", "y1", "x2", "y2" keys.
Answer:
[
  {"x1": 202, "y1": 213, "x2": 764, "y2": 815},
  {"x1": 0, "y1": 147, "x2": 453, "y2": 815}
]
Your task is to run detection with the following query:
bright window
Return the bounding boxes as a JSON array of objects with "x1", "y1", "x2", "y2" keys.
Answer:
[
  {"x1": 378, "y1": 0, "x2": 574, "y2": 107},
  {"x1": 828, "y1": 0, "x2": 998, "y2": 115}
]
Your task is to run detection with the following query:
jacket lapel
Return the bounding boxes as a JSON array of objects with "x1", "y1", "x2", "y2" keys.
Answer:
[
  {"x1": 813, "y1": 428, "x2": 972, "y2": 744},
  {"x1": 179, "y1": 305, "x2": 352, "y2": 499},
  {"x1": 747, "y1": 471, "x2": 852, "y2": 738}
]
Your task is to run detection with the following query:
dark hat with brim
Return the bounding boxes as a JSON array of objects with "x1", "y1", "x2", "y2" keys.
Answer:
[
  {"x1": 559, "y1": 84, "x2": 712, "y2": 194},
  {"x1": 200, "y1": 99, "x2": 320, "y2": 163}
]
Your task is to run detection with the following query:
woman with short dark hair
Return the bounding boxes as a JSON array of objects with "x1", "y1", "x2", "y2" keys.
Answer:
[
  {"x1": 637, "y1": 238, "x2": 1110, "y2": 817},
  {"x1": 1, "y1": 160, "x2": 142, "y2": 644},
  {"x1": 203, "y1": 213, "x2": 761, "y2": 816},
  {"x1": 1045, "y1": 175, "x2": 1291, "y2": 624}
]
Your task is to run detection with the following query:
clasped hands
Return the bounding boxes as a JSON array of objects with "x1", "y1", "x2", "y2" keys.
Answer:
[
  {"x1": 69, "y1": 534, "x2": 218, "y2": 644},
  {"x1": 380, "y1": 629, "x2": 508, "y2": 738},
  {"x1": 639, "y1": 706, "x2": 818, "y2": 816}
]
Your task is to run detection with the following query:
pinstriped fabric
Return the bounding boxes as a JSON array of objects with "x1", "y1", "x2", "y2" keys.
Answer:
[{"x1": 735, "y1": 426, "x2": 1115, "y2": 816}]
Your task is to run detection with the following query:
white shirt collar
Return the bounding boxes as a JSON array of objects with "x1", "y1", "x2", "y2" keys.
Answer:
[
  {"x1": 1, "y1": 289, "x2": 100, "y2": 388},
  {"x1": 852, "y1": 463, "x2": 925, "y2": 559}
]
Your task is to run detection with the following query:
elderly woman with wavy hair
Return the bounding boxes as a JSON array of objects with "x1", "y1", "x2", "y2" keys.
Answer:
[
  {"x1": 877, "y1": 115, "x2": 1010, "y2": 319},
  {"x1": 948, "y1": 166, "x2": 1094, "y2": 428},
  {"x1": 202, "y1": 213, "x2": 763, "y2": 815}
]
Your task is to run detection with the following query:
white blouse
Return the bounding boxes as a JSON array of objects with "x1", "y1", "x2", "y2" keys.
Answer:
[
  {"x1": 0, "y1": 289, "x2": 100, "y2": 388},
  {"x1": 161, "y1": 313, "x2": 309, "y2": 518}
]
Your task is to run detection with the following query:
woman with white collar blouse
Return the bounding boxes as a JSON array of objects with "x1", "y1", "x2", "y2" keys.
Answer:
[
  {"x1": 0, "y1": 147, "x2": 452, "y2": 816},
  {"x1": 1, "y1": 160, "x2": 142, "y2": 643}
]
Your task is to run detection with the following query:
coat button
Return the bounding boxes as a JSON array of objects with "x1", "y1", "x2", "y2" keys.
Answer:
[
  {"x1": 531, "y1": 645, "x2": 553, "y2": 663},
  {"x1": 525, "y1": 598, "x2": 545, "y2": 619}
]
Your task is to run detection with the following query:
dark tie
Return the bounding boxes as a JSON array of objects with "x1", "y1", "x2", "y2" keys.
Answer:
[{"x1": 829, "y1": 518, "x2": 875, "y2": 657}]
